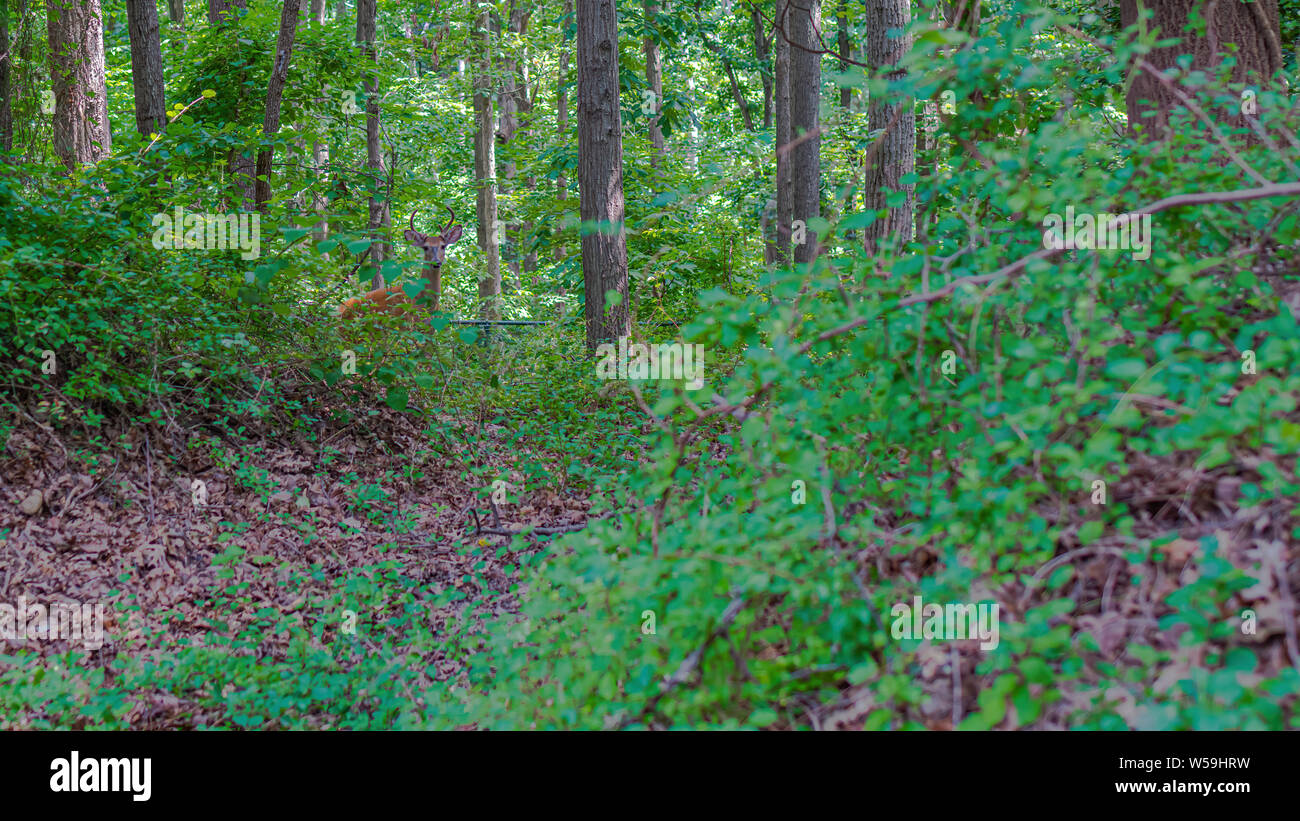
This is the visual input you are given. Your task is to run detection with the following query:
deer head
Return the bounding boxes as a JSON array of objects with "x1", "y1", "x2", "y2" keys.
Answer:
[{"x1": 404, "y1": 206, "x2": 463, "y2": 268}]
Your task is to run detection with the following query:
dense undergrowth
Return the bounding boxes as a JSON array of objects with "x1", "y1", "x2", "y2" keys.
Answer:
[{"x1": 2, "y1": 3, "x2": 1300, "y2": 729}]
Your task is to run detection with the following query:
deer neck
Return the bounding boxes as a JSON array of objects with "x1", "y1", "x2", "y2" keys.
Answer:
[{"x1": 419, "y1": 253, "x2": 442, "y2": 310}]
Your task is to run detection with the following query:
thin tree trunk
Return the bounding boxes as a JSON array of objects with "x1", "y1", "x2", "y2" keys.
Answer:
[
  {"x1": 834, "y1": 0, "x2": 856, "y2": 224},
  {"x1": 789, "y1": 0, "x2": 821, "y2": 264},
  {"x1": 0, "y1": 1, "x2": 12, "y2": 154},
  {"x1": 577, "y1": 0, "x2": 630, "y2": 350},
  {"x1": 255, "y1": 0, "x2": 300, "y2": 211},
  {"x1": 837, "y1": 0, "x2": 851, "y2": 111},
  {"x1": 774, "y1": 0, "x2": 792, "y2": 263},
  {"x1": 125, "y1": 0, "x2": 165, "y2": 139},
  {"x1": 555, "y1": 0, "x2": 572, "y2": 267},
  {"x1": 753, "y1": 7, "x2": 772, "y2": 129},
  {"x1": 473, "y1": 6, "x2": 501, "y2": 319},
  {"x1": 697, "y1": 2, "x2": 754, "y2": 132},
  {"x1": 166, "y1": 0, "x2": 186, "y2": 54},
  {"x1": 357, "y1": 0, "x2": 387, "y2": 277},
  {"x1": 516, "y1": 13, "x2": 538, "y2": 276},
  {"x1": 916, "y1": 95, "x2": 938, "y2": 233},
  {"x1": 309, "y1": 3, "x2": 329, "y2": 239},
  {"x1": 498, "y1": 6, "x2": 532, "y2": 291},
  {"x1": 863, "y1": 0, "x2": 914, "y2": 256},
  {"x1": 643, "y1": 0, "x2": 666, "y2": 163},
  {"x1": 46, "y1": 0, "x2": 112, "y2": 169},
  {"x1": 9, "y1": 0, "x2": 39, "y2": 161}
]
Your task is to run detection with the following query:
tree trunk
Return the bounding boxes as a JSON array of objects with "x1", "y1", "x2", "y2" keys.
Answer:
[
  {"x1": 207, "y1": 0, "x2": 243, "y2": 25},
  {"x1": 309, "y1": 6, "x2": 329, "y2": 239},
  {"x1": 166, "y1": 0, "x2": 186, "y2": 55},
  {"x1": 498, "y1": 6, "x2": 532, "y2": 292},
  {"x1": 473, "y1": 6, "x2": 501, "y2": 319},
  {"x1": 789, "y1": 0, "x2": 821, "y2": 264},
  {"x1": 255, "y1": 0, "x2": 300, "y2": 211},
  {"x1": 577, "y1": 0, "x2": 630, "y2": 351},
  {"x1": 125, "y1": 0, "x2": 165, "y2": 139},
  {"x1": 753, "y1": 7, "x2": 772, "y2": 129},
  {"x1": 863, "y1": 0, "x2": 914, "y2": 256},
  {"x1": 357, "y1": 0, "x2": 388, "y2": 276},
  {"x1": 555, "y1": 0, "x2": 572, "y2": 266},
  {"x1": 1120, "y1": 0, "x2": 1282, "y2": 141},
  {"x1": 915, "y1": 95, "x2": 938, "y2": 233},
  {"x1": 7, "y1": 0, "x2": 39, "y2": 161},
  {"x1": 46, "y1": 0, "x2": 111, "y2": 169},
  {"x1": 643, "y1": 0, "x2": 666, "y2": 163},
  {"x1": 0, "y1": 1, "x2": 12, "y2": 154},
  {"x1": 517, "y1": 14, "x2": 539, "y2": 277},
  {"x1": 837, "y1": 0, "x2": 852, "y2": 111},
  {"x1": 774, "y1": 0, "x2": 792, "y2": 264}
]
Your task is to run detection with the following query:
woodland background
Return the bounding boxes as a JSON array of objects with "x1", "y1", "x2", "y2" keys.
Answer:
[{"x1": 0, "y1": 0, "x2": 1299, "y2": 729}]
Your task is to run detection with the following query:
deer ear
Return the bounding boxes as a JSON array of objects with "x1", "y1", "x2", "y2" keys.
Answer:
[
  {"x1": 403, "y1": 229, "x2": 425, "y2": 244},
  {"x1": 442, "y1": 224, "x2": 463, "y2": 244}
]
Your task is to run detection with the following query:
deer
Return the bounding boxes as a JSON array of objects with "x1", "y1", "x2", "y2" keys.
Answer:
[{"x1": 337, "y1": 207, "x2": 464, "y2": 320}]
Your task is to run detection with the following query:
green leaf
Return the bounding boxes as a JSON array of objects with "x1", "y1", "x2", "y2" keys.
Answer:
[
  {"x1": 839, "y1": 211, "x2": 878, "y2": 231},
  {"x1": 1105, "y1": 358, "x2": 1149, "y2": 382},
  {"x1": 1078, "y1": 520, "x2": 1104, "y2": 544}
]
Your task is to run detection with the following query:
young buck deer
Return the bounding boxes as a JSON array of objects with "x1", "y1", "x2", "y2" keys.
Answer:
[{"x1": 337, "y1": 207, "x2": 464, "y2": 320}]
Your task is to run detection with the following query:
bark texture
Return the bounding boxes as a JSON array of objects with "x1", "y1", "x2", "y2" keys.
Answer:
[
  {"x1": 576, "y1": 0, "x2": 630, "y2": 350},
  {"x1": 1120, "y1": 0, "x2": 1282, "y2": 140},
  {"x1": 789, "y1": 0, "x2": 822, "y2": 264},
  {"x1": 774, "y1": 0, "x2": 792, "y2": 264},
  {"x1": 473, "y1": 6, "x2": 501, "y2": 319},
  {"x1": 863, "y1": 0, "x2": 915, "y2": 255},
  {"x1": 255, "y1": 0, "x2": 300, "y2": 210},
  {"x1": 46, "y1": 0, "x2": 112, "y2": 168}
]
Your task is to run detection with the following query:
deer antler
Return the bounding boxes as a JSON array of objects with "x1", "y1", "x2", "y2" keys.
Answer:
[
  {"x1": 442, "y1": 206, "x2": 456, "y2": 234},
  {"x1": 409, "y1": 209, "x2": 422, "y2": 233}
]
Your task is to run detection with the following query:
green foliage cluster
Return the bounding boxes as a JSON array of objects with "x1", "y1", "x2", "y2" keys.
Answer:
[
  {"x1": 425, "y1": 6, "x2": 1300, "y2": 730},
  {"x1": 1, "y1": 0, "x2": 1298, "y2": 730}
]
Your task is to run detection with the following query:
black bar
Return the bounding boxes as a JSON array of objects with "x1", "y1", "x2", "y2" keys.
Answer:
[{"x1": 1, "y1": 731, "x2": 1287, "y2": 810}]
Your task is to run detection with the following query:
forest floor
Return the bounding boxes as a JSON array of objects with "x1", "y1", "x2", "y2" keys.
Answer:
[
  {"x1": 0, "y1": 375, "x2": 600, "y2": 728},
  {"x1": 3, "y1": 296, "x2": 1299, "y2": 728}
]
